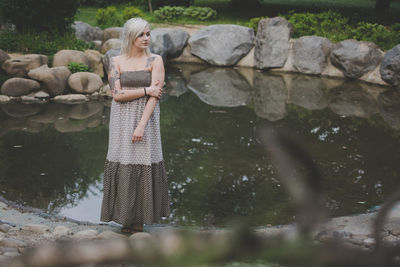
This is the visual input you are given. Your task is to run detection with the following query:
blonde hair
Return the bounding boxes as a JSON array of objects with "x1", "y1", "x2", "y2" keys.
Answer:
[{"x1": 120, "y1": 17, "x2": 150, "y2": 56}]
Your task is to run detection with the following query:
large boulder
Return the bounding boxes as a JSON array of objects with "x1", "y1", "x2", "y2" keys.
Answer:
[
  {"x1": 71, "y1": 21, "x2": 103, "y2": 42},
  {"x1": 84, "y1": 50, "x2": 104, "y2": 77},
  {"x1": 330, "y1": 40, "x2": 383, "y2": 79},
  {"x1": 1, "y1": 54, "x2": 48, "y2": 77},
  {"x1": 0, "y1": 49, "x2": 10, "y2": 66},
  {"x1": 103, "y1": 27, "x2": 123, "y2": 42},
  {"x1": 378, "y1": 90, "x2": 400, "y2": 129},
  {"x1": 1, "y1": 77, "x2": 40, "y2": 96},
  {"x1": 255, "y1": 17, "x2": 292, "y2": 69},
  {"x1": 53, "y1": 50, "x2": 90, "y2": 68},
  {"x1": 189, "y1": 24, "x2": 254, "y2": 66},
  {"x1": 292, "y1": 36, "x2": 332, "y2": 74},
  {"x1": 28, "y1": 65, "x2": 71, "y2": 96},
  {"x1": 101, "y1": 38, "x2": 122, "y2": 54},
  {"x1": 102, "y1": 49, "x2": 120, "y2": 75},
  {"x1": 187, "y1": 67, "x2": 251, "y2": 107},
  {"x1": 53, "y1": 94, "x2": 88, "y2": 104},
  {"x1": 252, "y1": 72, "x2": 288, "y2": 121},
  {"x1": 328, "y1": 82, "x2": 378, "y2": 118},
  {"x1": 68, "y1": 72, "x2": 103, "y2": 94},
  {"x1": 380, "y1": 44, "x2": 400, "y2": 88},
  {"x1": 150, "y1": 28, "x2": 190, "y2": 60}
]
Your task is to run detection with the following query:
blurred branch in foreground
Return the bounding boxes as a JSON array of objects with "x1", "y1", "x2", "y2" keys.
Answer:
[{"x1": 4, "y1": 126, "x2": 400, "y2": 266}]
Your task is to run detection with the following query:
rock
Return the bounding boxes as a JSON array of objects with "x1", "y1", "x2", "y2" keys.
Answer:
[
  {"x1": 164, "y1": 28, "x2": 190, "y2": 58},
  {"x1": 187, "y1": 67, "x2": 252, "y2": 107},
  {"x1": 189, "y1": 24, "x2": 254, "y2": 66},
  {"x1": 93, "y1": 40, "x2": 102, "y2": 50},
  {"x1": 3, "y1": 251, "x2": 21, "y2": 257},
  {"x1": 22, "y1": 224, "x2": 49, "y2": 234},
  {"x1": 68, "y1": 72, "x2": 103, "y2": 94},
  {"x1": 330, "y1": 40, "x2": 383, "y2": 79},
  {"x1": 236, "y1": 47, "x2": 255, "y2": 68},
  {"x1": 1, "y1": 77, "x2": 40, "y2": 96},
  {"x1": 0, "y1": 236, "x2": 26, "y2": 248},
  {"x1": 169, "y1": 45, "x2": 205, "y2": 64},
  {"x1": 27, "y1": 65, "x2": 71, "y2": 96},
  {"x1": 288, "y1": 75, "x2": 328, "y2": 110},
  {"x1": 328, "y1": 82, "x2": 379, "y2": 118},
  {"x1": 84, "y1": 50, "x2": 104, "y2": 77},
  {"x1": 101, "y1": 38, "x2": 122, "y2": 54},
  {"x1": 380, "y1": 44, "x2": 400, "y2": 88},
  {"x1": 72, "y1": 229, "x2": 98, "y2": 240},
  {"x1": 252, "y1": 72, "x2": 288, "y2": 121},
  {"x1": 0, "y1": 95, "x2": 10, "y2": 104},
  {"x1": 103, "y1": 27, "x2": 123, "y2": 42},
  {"x1": 71, "y1": 21, "x2": 103, "y2": 42},
  {"x1": 98, "y1": 231, "x2": 126, "y2": 239},
  {"x1": 68, "y1": 102, "x2": 103, "y2": 120},
  {"x1": 33, "y1": 90, "x2": 50, "y2": 99},
  {"x1": 255, "y1": 17, "x2": 292, "y2": 69},
  {"x1": 129, "y1": 232, "x2": 152, "y2": 241},
  {"x1": 53, "y1": 226, "x2": 72, "y2": 237},
  {"x1": 1, "y1": 103, "x2": 41, "y2": 118},
  {"x1": 99, "y1": 84, "x2": 112, "y2": 98},
  {"x1": 21, "y1": 95, "x2": 44, "y2": 104},
  {"x1": 102, "y1": 49, "x2": 120, "y2": 75},
  {"x1": 1, "y1": 54, "x2": 48, "y2": 77},
  {"x1": 0, "y1": 224, "x2": 11, "y2": 233},
  {"x1": 363, "y1": 237, "x2": 375, "y2": 247},
  {"x1": 292, "y1": 36, "x2": 332, "y2": 74},
  {"x1": 0, "y1": 246, "x2": 18, "y2": 253},
  {"x1": 53, "y1": 50, "x2": 90, "y2": 68},
  {"x1": 150, "y1": 28, "x2": 189, "y2": 60},
  {"x1": 90, "y1": 91, "x2": 100, "y2": 100},
  {"x1": 53, "y1": 94, "x2": 88, "y2": 104},
  {"x1": 378, "y1": 90, "x2": 400, "y2": 130},
  {"x1": 0, "y1": 49, "x2": 10, "y2": 66}
]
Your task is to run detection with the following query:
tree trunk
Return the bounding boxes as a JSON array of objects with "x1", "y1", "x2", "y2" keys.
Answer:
[
  {"x1": 148, "y1": 0, "x2": 153, "y2": 15},
  {"x1": 375, "y1": 0, "x2": 391, "y2": 12}
]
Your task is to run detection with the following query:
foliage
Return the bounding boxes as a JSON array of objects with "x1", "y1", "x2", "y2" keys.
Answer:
[
  {"x1": 0, "y1": 29, "x2": 95, "y2": 56},
  {"x1": 1, "y1": 0, "x2": 80, "y2": 33},
  {"x1": 248, "y1": 16, "x2": 266, "y2": 32},
  {"x1": 350, "y1": 22, "x2": 400, "y2": 50},
  {"x1": 123, "y1": 6, "x2": 145, "y2": 21},
  {"x1": 95, "y1": 6, "x2": 124, "y2": 28},
  {"x1": 68, "y1": 62, "x2": 91, "y2": 73},
  {"x1": 154, "y1": 5, "x2": 216, "y2": 21}
]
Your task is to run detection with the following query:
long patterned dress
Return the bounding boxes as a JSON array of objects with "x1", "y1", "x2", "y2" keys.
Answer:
[{"x1": 100, "y1": 58, "x2": 170, "y2": 226}]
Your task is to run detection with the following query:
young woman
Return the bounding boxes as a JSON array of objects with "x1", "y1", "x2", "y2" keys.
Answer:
[{"x1": 100, "y1": 17, "x2": 170, "y2": 234}]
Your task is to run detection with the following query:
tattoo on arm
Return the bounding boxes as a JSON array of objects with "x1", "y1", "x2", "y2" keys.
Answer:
[
  {"x1": 145, "y1": 56, "x2": 156, "y2": 68},
  {"x1": 109, "y1": 59, "x2": 122, "y2": 96}
]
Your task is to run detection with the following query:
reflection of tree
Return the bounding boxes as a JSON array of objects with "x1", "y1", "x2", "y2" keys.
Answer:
[{"x1": 0, "y1": 126, "x2": 108, "y2": 213}]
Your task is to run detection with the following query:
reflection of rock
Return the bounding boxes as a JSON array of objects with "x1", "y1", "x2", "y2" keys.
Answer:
[
  {"x1": 1, "y1": 103, "x2": 41, "y2": 118},
  {"x1": 189, "y1": 25, "x2": 254, "y2": 66},
  {"x1": 288, "y1": 75, "x2": 328, "y2": 110},
  {"x1": 378, "y1": 90, "x2": 400, "y2": 129},
  {"x1": 2, "y1": 54, "x2": 48, "y2": 77},
  {"x1": 330, "y1": 40, "x2": 383, "y2": 79},
  {"x1": 29, "y1": 103, "x2": 70, "y2": 124},
  {"x1": 165, "y1": 67, "x2": 187, "y2": 97},
  {"x1": 2, "y1": 118, "x2": 43, "y2": 133},
  {"x1": 255, "y1": 17, "x2": 292, "y2": 69},
  {"x1": 54, "y1": 118, "x2": 87, "y2": 133},
  {"x1": 380, "y1": 44, "x2": 400, "y2": 88},
  {"x1": 252, "y1": 73, "x2": 288, "y2": 121},
  {"x1": 68, "y1": 102, "x2": 104, "y2": 120},
  {"x1": 87, "y1": 111, "x2": 103, "y2": 128},
  {"x1": 292, "y1": 36, "x2": 332, "y2": 74},
  {"x1": 27, "y1": 65, "x2": 71, "y2": 96},
  {"x1": 68, "y1": 72, "x2": 103, "y2": 94},
  {"x1": 0, "y1": 95, "x2": 10, "y2": 104},
  {"x1": 187, "y1": 68, "x2": 251, "y2": 107},
  {"x1": 328, "y1": 82, "x2": 379, "y2": 118},
  {"x1": 1, "y1": 77, "x2": 40, "y2": 96}
]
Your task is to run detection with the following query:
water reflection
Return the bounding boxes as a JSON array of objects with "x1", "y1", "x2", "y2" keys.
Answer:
[{"x1": 0, "y1": 65, "x2": 400, "y2": 227}]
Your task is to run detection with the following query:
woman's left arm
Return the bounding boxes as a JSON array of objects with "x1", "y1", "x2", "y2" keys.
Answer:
[{"x1": 132, "y1": 55, "x2": 165, "y2": 143}]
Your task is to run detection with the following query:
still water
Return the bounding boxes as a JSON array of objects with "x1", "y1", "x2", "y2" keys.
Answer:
[{"x1": 1, "y1": 64, "x2": 400, "y2": 227}]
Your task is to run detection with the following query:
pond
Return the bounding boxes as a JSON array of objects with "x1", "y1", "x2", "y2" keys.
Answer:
[{"x1": 1, "y1": 64, "x2": 400, "y2": 227}]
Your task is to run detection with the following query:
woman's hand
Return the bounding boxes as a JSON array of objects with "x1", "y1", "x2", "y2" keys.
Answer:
[
  {"x1": 132, "y1": 125, "x2": 145, "y2": 143},
  {"x1": 146, "y1": 80, "x2": 163, "y2": 99}
]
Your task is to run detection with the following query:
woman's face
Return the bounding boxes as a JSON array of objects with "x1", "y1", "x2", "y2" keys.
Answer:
[{"x1": 133, "y1": 25, "x2": 150, "y2": 50}]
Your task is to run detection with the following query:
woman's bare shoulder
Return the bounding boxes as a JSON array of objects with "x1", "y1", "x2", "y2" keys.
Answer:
[{"x1": 146, "y1": 54, "x2": 163, "y2": 68}]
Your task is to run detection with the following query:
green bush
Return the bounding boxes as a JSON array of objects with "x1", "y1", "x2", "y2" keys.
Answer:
[
  {"x1": 1, "y1": 0, "x2": 80, "y2": 33},
  {"x1": 248, "y1": 16, "x2": 267, "y2": 32},
  {"x1": 154, "y1": 5, "x2": 216, "y2": 21},
  {"x1": 68, "y1": 62, "x2": 91, "y2": 73},
  {"x1": 123, "y1": 6, "x2": 145, "y2": 21},
  {"x1": 0, "y1": 30, "x2": 95, "y2": 56},
  {"x1": 183, "y1": 6, "x2": 216, "y2": 21},
  {"x1": 96, "y1": 6, "x2": 123, "y2": 28}
]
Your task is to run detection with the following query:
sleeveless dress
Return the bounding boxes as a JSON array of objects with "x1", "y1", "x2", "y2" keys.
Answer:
[{"x1": 100, "y1": 70, "x2": 170, "y2": 226}]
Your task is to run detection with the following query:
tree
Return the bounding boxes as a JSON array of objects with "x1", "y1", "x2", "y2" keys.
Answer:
[{"x1": 375, "y1": 0, "x2": 391, "y2": 13}]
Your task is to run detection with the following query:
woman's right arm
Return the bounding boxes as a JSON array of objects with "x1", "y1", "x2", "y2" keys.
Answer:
[{"x1": 108, "y1": 57, "x2": 162, "y2": 102}]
